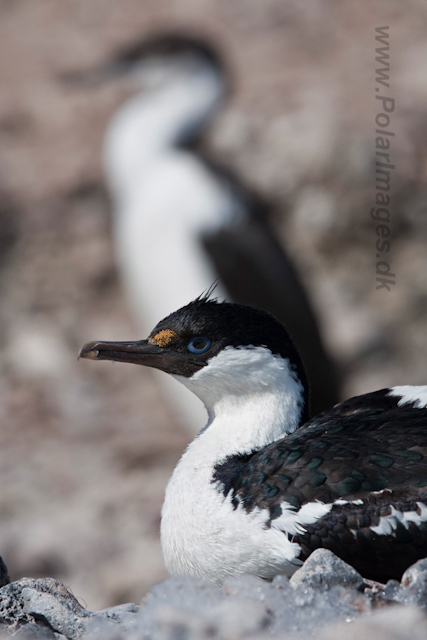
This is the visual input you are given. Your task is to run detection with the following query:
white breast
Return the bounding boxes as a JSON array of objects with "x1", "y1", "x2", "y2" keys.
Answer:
[
  {"x1": 160, "y1": 437, "x2": 301, "y2": 584},
  {"x1": 161, "y1": 346, "x2": 307, "y2": 583}
]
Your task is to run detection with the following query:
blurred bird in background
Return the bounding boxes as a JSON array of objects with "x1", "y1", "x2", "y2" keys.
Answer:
[{"x1": 66, "y1": 33, "x2": 339, "y2": 432}]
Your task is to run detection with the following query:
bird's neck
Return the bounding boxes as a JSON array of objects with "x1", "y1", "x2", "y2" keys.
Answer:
[
  {"x1": 104, "y1": 66, "x2": 224, "y2": 195},
  {"x1": 175, "y1": 347, "x2": 306, "y2": 461}
]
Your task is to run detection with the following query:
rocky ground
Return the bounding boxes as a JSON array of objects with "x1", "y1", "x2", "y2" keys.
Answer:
[
  {"x1": 0, "y1": 0, "x2": 427, "y2": 612},
  {"x1": 1, "y1": 550, "x2": 427, "y2": 639}
]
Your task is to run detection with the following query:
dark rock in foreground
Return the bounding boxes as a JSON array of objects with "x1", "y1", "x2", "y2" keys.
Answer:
[
  {"x1": 0, "y1": 560, "x2": 9, "y2": 591},
  {"x1": 0, "y1": 550, "x2": 427, "y2": 639}
]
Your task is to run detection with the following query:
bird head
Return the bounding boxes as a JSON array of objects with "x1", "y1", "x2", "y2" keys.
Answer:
[{"x1": 79, "y1": 297, "x2": 309, "y2": 425}]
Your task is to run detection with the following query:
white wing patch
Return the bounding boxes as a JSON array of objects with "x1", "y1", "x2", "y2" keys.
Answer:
[
  {"x1": 388, "y1": 385, "x2": 427, "y2": 409},
  {"x1": 272, "y1": 500, "x2": 332, "y2": 536},
  {"x1": 371, "y1": 502, "x2": 427, "y2": 535}
]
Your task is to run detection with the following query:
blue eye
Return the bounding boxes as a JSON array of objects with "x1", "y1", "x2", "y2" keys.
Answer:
[{"x1": 188, "y1": 336, "x2": 211, "y2": 354}]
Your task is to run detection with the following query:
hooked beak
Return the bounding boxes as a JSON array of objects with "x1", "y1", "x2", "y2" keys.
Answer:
[
  {"x1": 78, "y1": 339, "x2": 204, "y2": 377},
  {"x1": 79, "y1": 339, "x2": 160, "y2": 365}
]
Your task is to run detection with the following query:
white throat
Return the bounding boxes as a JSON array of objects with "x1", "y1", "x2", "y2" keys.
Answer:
[
  {"x1": 174, "y1": 346, "x2": 305, "y2": 457},
  {"x1": 104, "y1": 64, "x2": 224, "y2": 198},
  {"x1": 102, "y1": 59, "x2": 228, "y2": 434}
]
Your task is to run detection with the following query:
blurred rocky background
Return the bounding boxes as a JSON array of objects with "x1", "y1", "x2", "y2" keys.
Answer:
[{"x1": 0, "y1": 0, "x2": 426, "y2": 611}]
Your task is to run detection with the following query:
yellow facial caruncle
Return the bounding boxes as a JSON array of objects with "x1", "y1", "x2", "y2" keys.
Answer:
[{"x1": 149, "y1": 329, "x2": 177, "y2": 347}]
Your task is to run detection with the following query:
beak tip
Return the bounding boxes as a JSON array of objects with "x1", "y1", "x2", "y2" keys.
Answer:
[{"x1": 79, "y1": 341, "x2": 100, "y2": 361}]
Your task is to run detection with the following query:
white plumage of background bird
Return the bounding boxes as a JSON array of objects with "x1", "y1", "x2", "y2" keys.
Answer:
[{"x1": 74, "y1": 33, "x2": 339, "y2": 432}]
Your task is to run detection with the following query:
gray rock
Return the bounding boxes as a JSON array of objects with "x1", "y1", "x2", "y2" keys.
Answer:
[
  {"x1": 129, "y1": 572, "x2": 370, "y2": 640},
  {"x1": 0, "y1": 578, "x2": 91, "y2": 639},
  {"x1": 290, "y1": 548, "x2": 365, "y2": 591},
  {"x1": 400, "y1": 558, "x2": 427, "y2": 608},
  {"x1": 95, "y1": 605, "x2": 141, "y2": 636},
  {"x1": 153, "y1": 603, "x2": 265, "y2": 640},
  {"x1": 82, "y1": 617, "x2": 126, "y2": 640},
  {"x1": 7, "y1": 621, "x2": 60, "y2": 639},
  {"x1": 381, "y1": 579, "x2": 405, "y2": 603},
  {"x1": 99, "y1": 603, "x2": 140, "y2": 617},
  {"x1": 317, "y1": 605, "x2": 427, "y2": 640},
  {"x1": 0, "y1": 578, "x2": 51, "y2": 628},
  {"x1": 0, "y1": 579, "x2": 144, "y2": 640},
  {"x1": 137, "y1": 576, "x2": 227, "y2": 639},
  {"x1": 22, "y1": 588, "x2": 91, "y2": 640}
]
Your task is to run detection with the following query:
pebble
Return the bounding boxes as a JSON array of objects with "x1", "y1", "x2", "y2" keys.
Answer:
[{"x1": 289, "y1": 548, "x2": 365, "y2": 591}]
